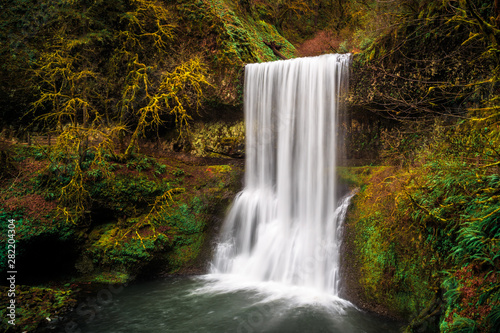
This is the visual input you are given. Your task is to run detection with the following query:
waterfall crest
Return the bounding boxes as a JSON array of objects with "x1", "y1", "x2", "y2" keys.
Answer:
[{"x1": 211, "y1": 54, "x2": 351, "y2": 296}]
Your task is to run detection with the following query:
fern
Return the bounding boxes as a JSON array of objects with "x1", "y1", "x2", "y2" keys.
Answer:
[
  {"x1": 446, "y1": 317, "x2": 478, "y2": 333},
  {"x1": 487, "y1": 306, "x2": 500, "y2": 333}
]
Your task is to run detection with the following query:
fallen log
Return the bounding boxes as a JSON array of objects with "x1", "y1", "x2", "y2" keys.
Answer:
[{"x1": 264, "y1": 40, "x2": 287, "y2": 60}]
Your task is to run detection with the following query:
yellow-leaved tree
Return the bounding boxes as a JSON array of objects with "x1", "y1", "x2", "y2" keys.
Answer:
[
  {"x1": 30, "y1": 0, "x2": 212, "y2": 224},
  {"x1": 32, "y1": 40, "x2": 125, "y2": 224},
  {"x1": 122, "y1": 57, "x2": 210, "y2": 159}
]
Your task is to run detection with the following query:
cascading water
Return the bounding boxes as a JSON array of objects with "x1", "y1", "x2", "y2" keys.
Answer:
[
  {"x1": 210, "y1": 54, "x2": 353, "y2": 297},
  {"x1": 79, "y1": 54, "x2": 404, "y2": 332},
  {"x1": 77, "y1": 53, "x2": 403, "y2": 333}
]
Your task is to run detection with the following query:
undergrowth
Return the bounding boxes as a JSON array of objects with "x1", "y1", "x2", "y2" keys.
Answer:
[{"x1": 347, "y1": 118, "x2": 500, "y2": 332}]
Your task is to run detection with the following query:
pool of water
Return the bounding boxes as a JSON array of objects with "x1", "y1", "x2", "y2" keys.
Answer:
[{"x1": 72, "y1": 276, "x2": 402, "y2": 333}]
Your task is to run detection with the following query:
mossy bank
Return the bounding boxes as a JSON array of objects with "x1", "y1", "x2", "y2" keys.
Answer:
[{"x1": 0, "y1": 143, "x2": 243, "y2": 332}]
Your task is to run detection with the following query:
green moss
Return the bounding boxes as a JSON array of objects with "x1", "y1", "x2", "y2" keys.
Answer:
[
  {"x1": 177, "y1": 0, "x2": 295, "y2": 65},
  {"x1": 93, "y1": 175, "x2": 169, "y2": 213},
  {"x1": 0, "y1": 286, "x2": 77, "y2": 332},
  {"x1": 167, "y1": 234, "x2": 205, "y2": 272},
  {"x1": 1, "y1": 142, "x2": 241, "y2": 282},
  {"x1": 84, "y1": 271, "x2": 130, "y2": 285},
  {"x1": 85, "y1": 194, "x2": 210, "y2": 273},
  {"x1": 346, "y1": 117, "x2": 500, "y2": 331},
  {"x1": 354, "y1": 209, "x2": 432, "y2": 316},
  {"x1": 337, "y1": 166, "x2": 386, "y2": 188},
  {"x1": 191, "y1": 121, "x2": 245, "y2": 157},
  {"x1": 346, "y1": 165, "x2": 436, "y2": 319}
]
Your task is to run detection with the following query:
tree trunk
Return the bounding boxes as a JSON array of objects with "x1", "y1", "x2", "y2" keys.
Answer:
[
  {"x1": 495, "y1": 0, "x2": 500, "y2": 26},
  {"x1": 264, "y1": 41, "x2": 288, "y2": 60},
  {"x1": 123, "y1": 112, "x2": 147, "y2": 160},
  {"x1": 314, "y1": 3, "x2": 320, "y2": 27}
]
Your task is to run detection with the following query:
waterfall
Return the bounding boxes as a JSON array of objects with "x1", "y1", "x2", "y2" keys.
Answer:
[{"x1": 211, "y1": 54, "x2": 352, "y2": 296}]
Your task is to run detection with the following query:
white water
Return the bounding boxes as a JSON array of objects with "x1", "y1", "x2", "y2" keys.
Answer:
[{"x1": 209, "y1": 54, "x2": 352, "y2": 302}]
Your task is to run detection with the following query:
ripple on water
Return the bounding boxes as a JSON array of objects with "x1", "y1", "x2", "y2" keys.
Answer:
[{"x1": 78, "y1": 277, "x2": 402, "y2": 333}]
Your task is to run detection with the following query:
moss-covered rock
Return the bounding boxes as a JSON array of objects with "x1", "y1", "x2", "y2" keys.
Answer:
[
  {"x1": 0, "y1": 144, "x2": 243, "y2": 332},
  {"x1": 341, "y1": 132, "x2": 500, "y2": 331},
  {"x1": 0, "y1": 285, "x2": 78, "y2": 333},
  {"x1": 190, "y1": 121, "x2": 245, "y2": 158},
  {"x1": 341, "y1": 166, "x2": 436, "y2": 322}
]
